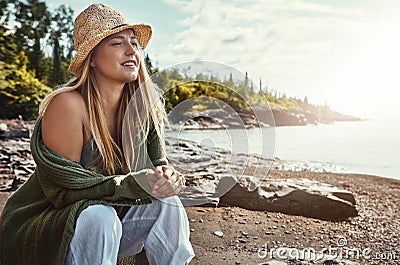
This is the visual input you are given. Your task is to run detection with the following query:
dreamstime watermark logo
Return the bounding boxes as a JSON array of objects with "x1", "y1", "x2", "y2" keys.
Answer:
[
  {"x1": 257, "y1": 236, "x2": 398, "y2": 262},
  {"x1": 123, "y1": 61, "x2": 276, "y2": 206}
]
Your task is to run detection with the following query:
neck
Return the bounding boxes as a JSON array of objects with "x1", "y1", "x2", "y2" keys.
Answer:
[
  {"x1": 99, "y1": 86, "x2": 124, "y2": 116},
  {"x1": 97, "y1": 82, "x2": 125, "y2": 139},
  {"x1": 96, "y1": 77, "x2": 125, "y2": 113}
]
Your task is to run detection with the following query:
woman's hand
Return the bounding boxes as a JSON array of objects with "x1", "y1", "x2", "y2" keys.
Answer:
[{"x1": 146, "y1": 165, "x2": 185, "y2": 197}]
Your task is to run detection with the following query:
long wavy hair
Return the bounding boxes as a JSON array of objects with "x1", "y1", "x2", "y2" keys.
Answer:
[{"x1": 39, "y1": 48, "x2": 166, "y2": 175}]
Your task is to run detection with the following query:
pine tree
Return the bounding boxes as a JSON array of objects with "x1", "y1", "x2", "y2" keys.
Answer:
[
  {"x1": 145, "y1": 53, "x2": 157, "y2": 75},
  {"x1": 48, "y1": 4, "x2": 74, "y2": 86},
  {"x1": 13, "y1": 0, "x2": 51, "y2": 80}
]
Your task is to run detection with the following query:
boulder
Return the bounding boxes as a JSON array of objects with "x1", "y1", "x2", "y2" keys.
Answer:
[{"x1": 218, "y1": 176, "x2": 357, "y2": 221}]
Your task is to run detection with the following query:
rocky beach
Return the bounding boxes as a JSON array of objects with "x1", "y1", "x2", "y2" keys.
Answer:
[{"x1": 0, "y1": 119, "x2": 399, "y2": 265}]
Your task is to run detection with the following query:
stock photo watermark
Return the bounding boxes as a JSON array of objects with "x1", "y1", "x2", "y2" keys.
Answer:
[
  {"x1": 257, "y1": 236, "x2": 397, "y2": 262},
  {"x1": 127, "y1": 61, "x2": 276, "y2": 206}
]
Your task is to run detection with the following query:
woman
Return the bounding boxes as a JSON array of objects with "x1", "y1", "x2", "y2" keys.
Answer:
[{"x1": 0, "y1": 3, "x2": 194, "y2": 265}]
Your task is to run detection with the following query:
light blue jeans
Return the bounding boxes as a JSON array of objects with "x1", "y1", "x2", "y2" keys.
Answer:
[{"x1": 65, "y1": 196, "x2": 194, "y2": 265}]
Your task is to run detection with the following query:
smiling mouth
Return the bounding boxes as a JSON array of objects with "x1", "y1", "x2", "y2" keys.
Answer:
[{"x1": 121, "y1": 60, "x2": 137, "y2": 67}]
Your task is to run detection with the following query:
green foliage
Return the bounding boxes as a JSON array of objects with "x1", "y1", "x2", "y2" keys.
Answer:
[
  {"x1": 152, "y1": 67, "x2": 348, "y2": 122},
  {"x1": 0, "y1": 1, "x2": 75, "y2": 119},
  {"x1": 154, "y1": 70, "x2": 254, "y2": 114},
  {"x1": 0, "y1": 26, "x2": 19, "y2": 65},
  {"x1": 1, "y1": 1, "x2": 73, "y2": 87},
  {"x1": 13, "y1": 0, "x2": 51, "y2": 81},
  {"x1": 48, "y1": 4, "x2": 74, "y2": 86},
  {"x1": 0, "y1": 53, "x2": 52, "y2": 119}
]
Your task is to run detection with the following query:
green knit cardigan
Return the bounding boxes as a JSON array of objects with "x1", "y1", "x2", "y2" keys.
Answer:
[{"x1": 0, "y1": 118, "x2": 167, "y2": 265}]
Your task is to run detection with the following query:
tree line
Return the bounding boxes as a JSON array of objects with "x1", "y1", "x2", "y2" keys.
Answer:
[
  {"x1": 1, "y1": 0, "x2": 73, "y2": 119},
  {"x1": 150, "y1": 66, "x2": 332, "y2": 119},
  {"x1": 0, "y1": 0, "x2": 345, "y2": 121}
]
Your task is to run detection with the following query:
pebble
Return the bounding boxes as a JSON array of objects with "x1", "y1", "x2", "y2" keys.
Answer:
[
  {"x1": 238, "y1": 239, "x2": 247, "y2": 243},
  {"x1": 213, "y1": 231, "x2": 224, "y2": 237},
  {"x1": 0, "y1": 123, "x2": 7, "y2": 131}
]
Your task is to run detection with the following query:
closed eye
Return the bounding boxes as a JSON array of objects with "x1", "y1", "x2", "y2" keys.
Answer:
[{"x1": 131, "y1": 41, "x2": 139, "y2": 49}]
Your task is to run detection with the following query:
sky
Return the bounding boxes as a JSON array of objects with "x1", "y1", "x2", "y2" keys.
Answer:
[{"x1": 43, "y1": 0, "x2": 400, "y2": 120}]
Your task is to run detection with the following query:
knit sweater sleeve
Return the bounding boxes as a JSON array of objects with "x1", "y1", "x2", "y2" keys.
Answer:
[
  {"x1": 36, "y1": 166, "x2": 151, "y2": 209},
  {"x1": 146, "y1": 122, "x2": 168, "y2": 167},
  {"x1": 31, "y1": 119, "x2": 155, "y2": 209}
]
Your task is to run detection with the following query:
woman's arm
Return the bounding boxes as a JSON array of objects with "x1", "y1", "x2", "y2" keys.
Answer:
[
  {"x1": 146, "y1": 124, "x2": 185, "y2": 197},
  {"x1": 41, "y1": 91, "x2": 87, "y2": 163}
]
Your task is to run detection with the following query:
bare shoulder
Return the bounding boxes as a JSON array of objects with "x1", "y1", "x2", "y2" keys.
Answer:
[
  {"x1": 47, "y1": 91, "x2": 86, "y2": 112},
  {"x1": 41, "y1": 91, "x2": 87, "y2": 162}
]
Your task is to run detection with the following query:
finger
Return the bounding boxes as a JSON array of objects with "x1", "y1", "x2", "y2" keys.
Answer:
[
  {"x1": 154, "y1": 180, "x2": 175, "y2": 195},
  {"x1": 154, "y1": 166, "x2": 164, "y2": 177},
  {"x1": 166, "y1": 178, "x2": 184, "y2": 196},
  {"x1": 168, "y1": 171, "x2": 180, "y2": 183},
  {"x1": 173, "y1": 181, "x2": 184, "y2": 195},
  {"x1": 146, "y1": 170, "x2": 157, "y2": 184},
  {"x1": 152, "y1": 182, "x2": 176, "y2": 198},
  {"x1": 162, "y1": 166, "x2": 174, "y2": 179},
  {"x1": 178, "y1": 174, "x2": 185, "y2": 185},
  {"x1": 152, "y1": 176, "x2": 168, "y2": 191}
]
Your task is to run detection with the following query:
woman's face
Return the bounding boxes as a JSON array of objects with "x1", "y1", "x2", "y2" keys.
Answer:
[{"x1": 90, "y1": 29, "x2": 141, "y2": 86}]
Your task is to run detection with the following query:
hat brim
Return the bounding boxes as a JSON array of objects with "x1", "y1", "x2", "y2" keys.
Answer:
[{"x1": 68, "y1": 24, "x2": 152, "y2": 75}]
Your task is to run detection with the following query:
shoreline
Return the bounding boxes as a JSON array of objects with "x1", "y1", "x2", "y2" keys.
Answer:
[
  {"x1": 271, "y1": 157, "x2": 400, "y2": 182},
  {"x1": 167, "y1": 119, "x2": 399, "y2": 183}
]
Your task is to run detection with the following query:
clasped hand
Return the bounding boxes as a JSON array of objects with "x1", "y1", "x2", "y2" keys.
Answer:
[{"x1": 146, "y1": 165, "x2": 185, "y2": 197}]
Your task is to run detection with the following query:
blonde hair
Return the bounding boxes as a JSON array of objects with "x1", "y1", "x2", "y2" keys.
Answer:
[{"x1": 39, "y1": 49, "x2": 166, "y2": 175}]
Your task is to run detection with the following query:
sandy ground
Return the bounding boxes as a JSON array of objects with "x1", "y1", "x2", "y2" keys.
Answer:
[{"x1": 184, "y1": 170, "x2": 400, "y2": 265}]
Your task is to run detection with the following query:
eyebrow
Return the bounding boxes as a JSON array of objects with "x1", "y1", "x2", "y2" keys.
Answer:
[{"x1": 107, "y1": 35, "x2": 137, "y2": 41}]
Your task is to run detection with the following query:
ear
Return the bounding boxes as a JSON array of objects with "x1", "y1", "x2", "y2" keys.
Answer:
[{"x1": 90, "y1": 58, "x2": 96, "y2": 67}]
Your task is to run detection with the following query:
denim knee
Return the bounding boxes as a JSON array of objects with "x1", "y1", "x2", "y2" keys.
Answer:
[{"x1": 78, "y1": 204, "x2": 122, "y2": 236}]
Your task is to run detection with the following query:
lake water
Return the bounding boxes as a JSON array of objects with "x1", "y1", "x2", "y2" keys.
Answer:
[{"x1": 168, "y1": 119, "x2": 400, "y2": 180}]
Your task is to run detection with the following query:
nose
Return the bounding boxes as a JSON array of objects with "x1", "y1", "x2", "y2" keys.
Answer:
[{"x1": 126, "y1": 43, "x2": 138, "y2": 56}]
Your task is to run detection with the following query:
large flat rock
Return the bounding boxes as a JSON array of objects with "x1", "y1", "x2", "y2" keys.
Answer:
[{"x1": 218, "y1": 176, "x2": 357, "y2": 221}]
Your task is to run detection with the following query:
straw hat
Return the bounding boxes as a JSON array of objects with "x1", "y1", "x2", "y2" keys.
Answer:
[{"x1": 68, "y1": 3, "x2": 152, "y2": 75}]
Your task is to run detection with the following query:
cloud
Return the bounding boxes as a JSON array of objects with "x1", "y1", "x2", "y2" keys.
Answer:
[
  {"x1": 157, "y1": 0, "x2": 400, "y2": 119},
  {"x1": 159, "y1": 0, "x2": 367, "y2": 82}
]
